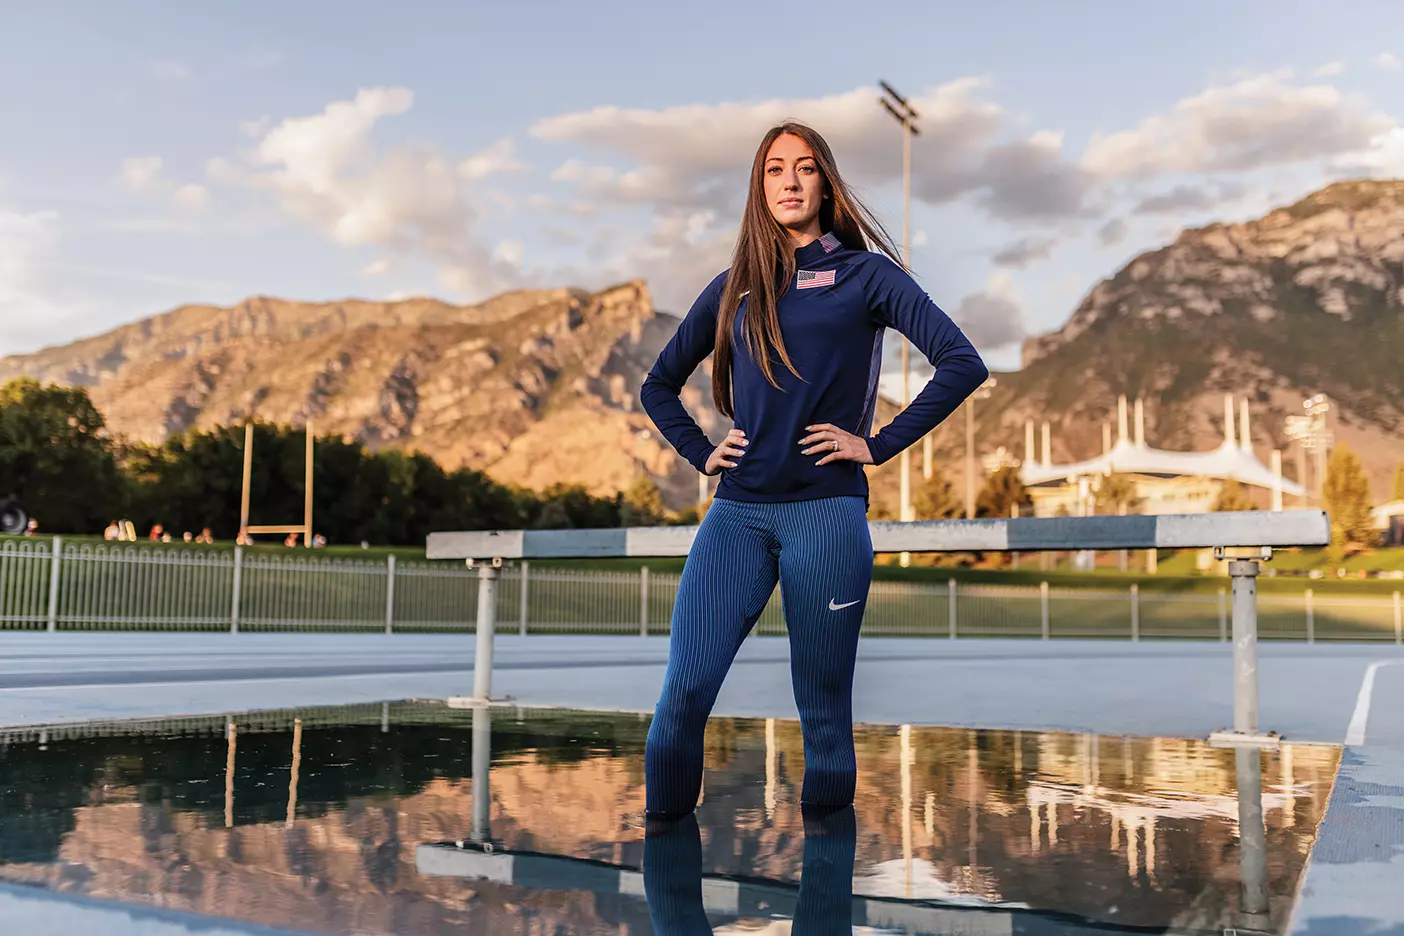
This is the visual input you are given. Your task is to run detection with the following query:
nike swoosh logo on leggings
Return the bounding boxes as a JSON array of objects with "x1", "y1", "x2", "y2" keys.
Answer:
[{"x1": 828, "y1": 598, "x2": 860, "y2": 611}]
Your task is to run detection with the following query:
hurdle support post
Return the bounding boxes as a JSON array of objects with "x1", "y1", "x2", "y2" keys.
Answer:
[
  {"x1": 1209, "y1": 545, "x2": 1279, "y2": 750},
  {"x1": 1233, "y1": 744, "x2": 1271, "y2": 926},
  {"x1": 469, "y1": 556, "x2": 504, "y2": 703},
  {"x1": 471, "y1": 704, "x2": 492, "y2": 843}
]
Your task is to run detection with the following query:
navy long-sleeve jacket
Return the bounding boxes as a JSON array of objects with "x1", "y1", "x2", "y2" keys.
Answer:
[{"x1": 640, "y1": 231, "x2": 989, "y2": 504}]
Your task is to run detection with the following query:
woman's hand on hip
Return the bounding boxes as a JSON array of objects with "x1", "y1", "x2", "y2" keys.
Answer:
[
  {"x1": 800, "y1": 423, "x2": 873, "y2": 466},
  {"x1": 705, "y1": 428, "x2": 748, "y2": 475}
]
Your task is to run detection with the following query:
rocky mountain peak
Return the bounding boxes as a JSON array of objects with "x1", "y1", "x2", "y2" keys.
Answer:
[{"x1": 0, "y1": 278, "x2": 718, "y2": 510}]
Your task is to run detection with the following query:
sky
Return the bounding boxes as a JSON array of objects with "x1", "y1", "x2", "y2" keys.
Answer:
[{"x1": 3, "y1": 1, "x2": 1404, "y2": 385}]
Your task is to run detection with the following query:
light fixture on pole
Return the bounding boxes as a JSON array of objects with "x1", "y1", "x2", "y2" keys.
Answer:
[
  {"x1": 965, "y1": 377, "x2": 997, "y2": 519},
  {"x1": 1286, "y1": 394, "x2": 1332, "y2": 506},
  {"x1": 878, "y1": 80, "x2": 920, "y2": 565},
  {"x1": 1304, "y1": 394, "x2": 1331, "y2": 504}
]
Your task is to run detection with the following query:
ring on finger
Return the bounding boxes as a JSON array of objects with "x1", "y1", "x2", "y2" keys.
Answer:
[{"x1": 832, "y1": 439, "x2": 840, "y2": 451}]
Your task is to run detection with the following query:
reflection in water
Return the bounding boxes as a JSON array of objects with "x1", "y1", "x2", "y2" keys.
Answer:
[
  {"x1": 0, "y1": 701, "x2": 1338, "y2": 935},
  {"x1": 642, "y1": 808, "x2": 855, "y2": 935}
]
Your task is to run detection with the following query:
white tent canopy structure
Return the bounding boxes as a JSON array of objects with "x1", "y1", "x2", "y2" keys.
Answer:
[{"x1": 1018, "y1": 394, "x2": 1303, "y2": 501}]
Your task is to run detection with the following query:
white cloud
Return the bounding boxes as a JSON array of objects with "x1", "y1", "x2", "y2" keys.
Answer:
[
  {"x1": 1129, "y1": 181, "x2": 1251, "y2": 216},
  {"x1": 361, "y1": 258, "x2": 393, "y2": 276},
  {"x1": 533, "y1": 80, "x2": 1014, "y2": 216},
  {"x1": 119, "y1": 156, "x2": 166, "y2": 193},
  {"x1": 952, "y1": 272, "x2": 1027, "y2": 351},
  {"x1": 231, "y1": 86, "x2": 521, "y2": 298},
  {"x1": 171, "y1": 183, "x2": 210, "y2": 214},
  {"x1": 117, "y1": 156, "x2": 212, "y2": 215},
  {"x1": 204, "y1": 156, "x2": 245, "y2": 185},
  {"x1": 146, "y1": 60, "x2": 190, "y2": 81},
  {"x1": 1097, "y1": 217, "x2": 1129, "y2": 247},
  {"x1": 254, "y1": 86, "x2": 414, "y2": 198},
  {"x1": 1082, "y1": 71, "x2": 1393, "y2": 179},
  {"x1": 1312, "y1": 62, "x2": 1345, "y2": 77},
  {"x1": 1374, "y1": 52, "x2": 1402, "y2": 71},
  {"x1": 975, "y1": 131, "x2": 1095, "y2": 221},
  {"x1": 1333, "y1": 125, "x2": 1404, "y2": 176},
  {"x1": 458, "y1": 138, "x2": 525, "y2": 181},
  {"x1": 991, "y1": 235, "x2": 1056, "y2": 268},
  {"x1": 550, "y1": 158, "x2": 620, "y2": 188},
  {"x1": 527, "y1": 193, "x2": 597, "y2": 217},
  {"x1": 240, "y1": 116, "x2": 272, "y2": 138},
  {"x1": 529, "y1": 80, "x2": 1093, "y2": 311},
  {"x1": 0, "y1": 207, "x2": 62, "y2": 351},
  {"x1": 491, "y1": 239, "x2": 524, "y2": 267}
]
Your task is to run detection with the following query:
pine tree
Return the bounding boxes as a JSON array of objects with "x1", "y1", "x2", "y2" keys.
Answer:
[
  {"x1": 914, "y1": 468, "x2": 962, "y2": 520},
  {"x1": 975, "y1": 466, "x2": 1034, "y2": 518},
  {"x1": 1213, "y1": 478, "x2": 1256, "y2": 512},
  {"x1": 1322, "y1": 443, "x2": 1375, "y2": 549}
]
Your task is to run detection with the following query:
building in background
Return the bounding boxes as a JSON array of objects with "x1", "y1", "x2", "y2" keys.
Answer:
[{"x1": 1019, "y1": 395, "x2": 1303, "y2": 518}]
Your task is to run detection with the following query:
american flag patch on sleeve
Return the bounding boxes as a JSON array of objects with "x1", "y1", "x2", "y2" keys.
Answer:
[{"x1": 797, "y1": 269, "x2": 836, "y2": 289}]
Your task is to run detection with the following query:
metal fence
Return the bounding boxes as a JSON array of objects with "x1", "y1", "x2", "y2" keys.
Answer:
[{"x1": 2, "y1": 537, "x2": 1403, "y2": 641}]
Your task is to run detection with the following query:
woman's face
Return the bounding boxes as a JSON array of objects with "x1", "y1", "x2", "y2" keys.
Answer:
[{"x1": 763, "y1": 133, "x2": 826, "y2": 234}]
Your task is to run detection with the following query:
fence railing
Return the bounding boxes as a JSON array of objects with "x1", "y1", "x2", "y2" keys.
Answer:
[{"x1": 3, "y1": 536, "x2": 1401, "y2": 642}]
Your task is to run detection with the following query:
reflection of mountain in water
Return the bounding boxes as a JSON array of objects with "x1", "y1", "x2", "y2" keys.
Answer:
[{"x1": 0, "y1": 703, "x2": 1338, "y2": 934}]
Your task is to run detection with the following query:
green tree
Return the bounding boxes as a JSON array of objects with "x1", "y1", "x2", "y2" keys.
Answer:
[
  {"x1": 1094, "y1": 473, "x2": 1144, "y2": 514},
  {"x1": 1212, "y1": 478, "x2": 1257, "y2": 512},
  {"x1": 668, "y1": 495, "x2": 715, "y2": 526},
  {"x1": 1392, "y1": 464, "x2": 1404, "y2": 502},
  {"x1": 620, "y1": 473, "x2": 665, "y2": 526},
  {"x1": 975, "y1": 466, "x2": 1033, "y2": 519},
  {"x1": 1323, "y1": 443, "x2": 1375, "y2": 550},
  {"x1": 0, "y1": 378, "x2": 128, "y2": 533},
  {"x1": 914, "y1": 468, "x2": 961, "y2": 520},
  {"x1": 529, "y1": 483, "x2": 622, "y2": 529},
  {"x1": 118, "y1": 420, "x2": 530, "y2": 544}
]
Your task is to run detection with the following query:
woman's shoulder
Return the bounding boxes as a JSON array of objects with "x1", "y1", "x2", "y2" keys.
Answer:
[
  {"x1": 844, "y1": 248, "x2": 902, "y2": 274},
  {"x1": 695, "y1": 267, "x2": 733, "y2": 303}
]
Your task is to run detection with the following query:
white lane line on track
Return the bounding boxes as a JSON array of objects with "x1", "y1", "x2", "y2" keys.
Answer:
[
  {"x1": 0, "y1": 669, "x2": 478, "y2": 693},
  {"x1": 1344, "y1": 659, "x2": 1404, "y2": 746}
]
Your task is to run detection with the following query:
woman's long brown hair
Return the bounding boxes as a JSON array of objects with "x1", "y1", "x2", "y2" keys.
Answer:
[{"x1": 712, "y1": 120, "x2": 904, "y2": 418}]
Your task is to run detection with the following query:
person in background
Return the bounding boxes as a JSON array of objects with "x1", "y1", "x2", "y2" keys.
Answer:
[
  {"x1": 103, "y1": 521, "x2": 120, "y2": 541},
  {"x1": 24, "y1": 518, "x2": 37, "y2": 536},
  {"x1": 149, "y1": 523, "x2": 164, "y2": 542}
]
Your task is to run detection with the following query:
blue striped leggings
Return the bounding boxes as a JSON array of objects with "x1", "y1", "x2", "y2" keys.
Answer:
[{"x1": 644, "y1": 495, "x2": 872, "y2": 816}]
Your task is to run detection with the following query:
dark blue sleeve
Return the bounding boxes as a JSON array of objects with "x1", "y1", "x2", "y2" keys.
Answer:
[
  {"x1": 861, "y1": 256, "x2": 989, "y2": 466},
  {"x1": 640, "y1": 271, "x2": 727, "y2": 474}
]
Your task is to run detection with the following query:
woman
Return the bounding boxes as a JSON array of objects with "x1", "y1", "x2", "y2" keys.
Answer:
[{"x1": 639, "y1": 121, "x2": 988, "y2": 818}]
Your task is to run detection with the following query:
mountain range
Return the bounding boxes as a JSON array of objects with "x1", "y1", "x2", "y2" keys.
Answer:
[{"x1": 3, "y1": 179, "x2": 1402, "y2": 510}]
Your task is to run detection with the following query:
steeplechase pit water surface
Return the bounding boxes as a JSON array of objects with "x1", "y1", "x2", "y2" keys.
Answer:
[{"x1": 0, "y1": 701, "x2": 1339, "y2": 934}]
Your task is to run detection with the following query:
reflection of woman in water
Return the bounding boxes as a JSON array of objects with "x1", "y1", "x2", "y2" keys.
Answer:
[
  {"x1": 643, "y1": 807, "x2": 857, "y2": 934},
  {"x1": 640, "y1": 121, "x2": 988, "y2": 818}
]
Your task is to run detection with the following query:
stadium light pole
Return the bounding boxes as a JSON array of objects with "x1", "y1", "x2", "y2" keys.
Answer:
[
  {"x1": 965, "y1": 377, "x2": 997, "y2": 518},
  {"x1": 1304, "y1": 394, "x2": 1331, "y2": 504},
  {"x1": 1284, "y1": 413, "x2": 1312, "y2": 506},
  {"x1": 878, "y1": 81, "x2": 920, "y2": 563}
]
